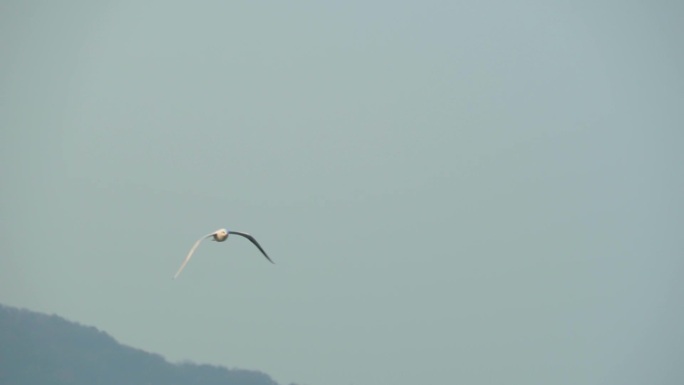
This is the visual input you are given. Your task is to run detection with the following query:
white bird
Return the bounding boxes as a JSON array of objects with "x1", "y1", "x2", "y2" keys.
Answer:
[{"x1": 173, "y1": 228, "x2": 273, "y2": 279}]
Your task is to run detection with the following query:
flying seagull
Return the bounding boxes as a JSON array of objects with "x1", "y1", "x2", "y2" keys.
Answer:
[{"x1": 173, "y1": 228, "x2": 273, "y2": 279}]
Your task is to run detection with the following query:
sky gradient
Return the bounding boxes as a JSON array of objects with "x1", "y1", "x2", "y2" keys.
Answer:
[{"x1": 2, "y1": 1, "x2": 683, "y2": 385}]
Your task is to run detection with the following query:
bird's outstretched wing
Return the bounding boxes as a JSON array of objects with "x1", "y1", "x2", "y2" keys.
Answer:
[
  {"x1": 229, "y1": 231, "x2": 274, "y2": 264},
  {"x1": 173, "y1": 232, "x2": 215, "y2": 279}
]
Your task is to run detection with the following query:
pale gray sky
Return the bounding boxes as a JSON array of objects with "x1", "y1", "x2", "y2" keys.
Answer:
[{"x1": 2, "y1": 1, "x2": 683, "y2": 384}]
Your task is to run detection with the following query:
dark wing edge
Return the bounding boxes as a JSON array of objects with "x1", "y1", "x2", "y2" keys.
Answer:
[{"x1": 229, "y1": 231, "x2": 274, "y2": 264}]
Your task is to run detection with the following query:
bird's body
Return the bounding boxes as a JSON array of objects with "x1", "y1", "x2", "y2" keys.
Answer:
[
  {"x1": 173, "y1": 228, "x2": 273, "y2": 279},
  {"x1": 212, "y1": 230, "x2": 229, "y2": 242}
]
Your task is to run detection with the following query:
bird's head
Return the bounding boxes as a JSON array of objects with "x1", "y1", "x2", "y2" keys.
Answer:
[{"x1": 213, "y1": 228, "x2": 229, "y2": 241}]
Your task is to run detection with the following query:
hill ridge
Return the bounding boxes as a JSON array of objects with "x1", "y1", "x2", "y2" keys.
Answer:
[{"x1": 0, "y1": 303, "x2": 291, "y2": 385}]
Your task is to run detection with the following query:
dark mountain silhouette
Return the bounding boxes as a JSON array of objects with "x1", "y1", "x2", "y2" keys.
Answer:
[{"x1": 0, "y1": 303, "x2": 297, "y2": 385}]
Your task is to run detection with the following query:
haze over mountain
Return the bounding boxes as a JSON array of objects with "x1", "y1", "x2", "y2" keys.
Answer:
[{"x1": 0, "y1": 303, "x2": 299, "y2": 385}]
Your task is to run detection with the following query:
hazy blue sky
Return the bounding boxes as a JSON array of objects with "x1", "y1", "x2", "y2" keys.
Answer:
[{"x1": 2, "y1": 1, "x2": 683, "y2": 384}]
